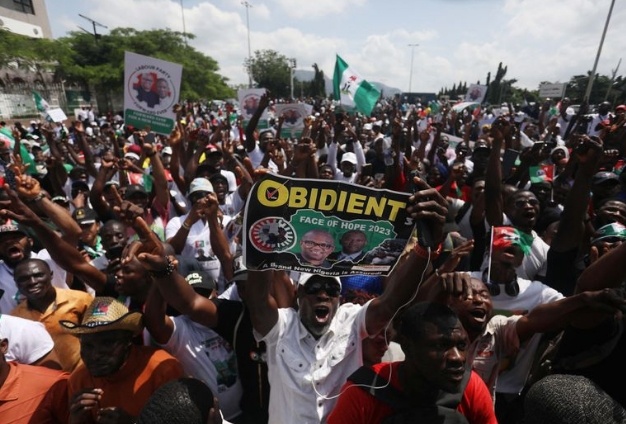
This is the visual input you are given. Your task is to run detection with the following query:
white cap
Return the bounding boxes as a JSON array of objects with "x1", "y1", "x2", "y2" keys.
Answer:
[
  {"x1": 188, "y1": 177, "x2": 214, "y2": 196},
  {"x1": 298, "y1": 273, "x2": 342, "y2": 289},
  {"x1": 341, "y1": 152, "x2": 357, "y2": 165},
  {"x1": 162, "y1": 146, "x2": 173, "y2": 155}
]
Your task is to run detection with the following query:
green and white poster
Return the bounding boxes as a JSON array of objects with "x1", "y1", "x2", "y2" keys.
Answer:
[{"x1": 124, "y1": 51, "x2": 183, "y2": 135}]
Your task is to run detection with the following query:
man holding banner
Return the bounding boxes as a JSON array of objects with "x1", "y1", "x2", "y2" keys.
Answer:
[{"x1": 245, "y1": 177, "x2": 449, "y2": 423}]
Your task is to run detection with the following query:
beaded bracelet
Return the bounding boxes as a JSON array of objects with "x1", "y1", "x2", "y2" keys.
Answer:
[{"x1": 149, "y1": 256, "x2": 176, "y2": 278}]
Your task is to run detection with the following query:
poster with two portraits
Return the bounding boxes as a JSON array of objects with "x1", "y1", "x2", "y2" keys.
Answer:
[
  {"x1": 123, "y1": 52, "x2": 183, "y2": 135},
  {"x1": 243, "y1": 174, "x2": 415, "y2": 277}
]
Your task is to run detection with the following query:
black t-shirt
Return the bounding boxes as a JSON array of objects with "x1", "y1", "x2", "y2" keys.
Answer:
[
  {"x1": 545, "y1": 248, "x2": 580, "y2": 296},
  {"x1": 212, "y1": 298, "x2": 269, "y2": 421}
]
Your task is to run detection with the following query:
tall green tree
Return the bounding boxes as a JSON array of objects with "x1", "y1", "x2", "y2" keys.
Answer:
[
  {"x1": 56, "y1": 28, "x2": 233, "y2": 102},
  {"x1": 244, "y1": 49, "x2": 291, "y2": 97}
]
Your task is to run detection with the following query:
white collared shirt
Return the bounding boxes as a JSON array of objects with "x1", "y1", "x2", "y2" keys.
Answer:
[
  {"x1": 469, "y1": 271, "x2": 563, "y2": 394},
  {"x1": 257, "y1": 301, "x2": 370, "y2": 424}
]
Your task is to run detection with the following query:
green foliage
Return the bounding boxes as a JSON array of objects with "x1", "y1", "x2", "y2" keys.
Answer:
[
  {"x1": 56, "y1": 28, "x2": 233, "y2": 100},
  {"x1": 245, "y1": 49, "x2": 292, "y2": 97}
]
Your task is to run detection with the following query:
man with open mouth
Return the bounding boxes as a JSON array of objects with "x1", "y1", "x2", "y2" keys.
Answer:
[{"x1": 246, "y1": 178, "x2": 452, "y2": 423}]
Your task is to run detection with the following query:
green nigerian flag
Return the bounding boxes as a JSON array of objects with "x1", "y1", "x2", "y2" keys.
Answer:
[
  {"x1": 333, "y1": 55, "x2": 380, "y2": 116},
  {"x1": 32, "y1": 91, "x2": 49, "y2": 113}
]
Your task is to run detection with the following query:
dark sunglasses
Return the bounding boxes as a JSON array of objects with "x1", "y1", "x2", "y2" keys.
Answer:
[
  {"x1": 303, "y1": 281, "x2": 341, "y2": 297},
  {"x1": 513, "y1": 198, "x2": 540, "y2": 209}
]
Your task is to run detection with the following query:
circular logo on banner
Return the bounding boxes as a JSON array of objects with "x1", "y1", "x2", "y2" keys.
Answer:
[
  {"x1": 249, "y1": 217, "x2": 296, "y2": 253},
  {"x1": 128, "y1": 69, "x2": 176, "y2": 114}
]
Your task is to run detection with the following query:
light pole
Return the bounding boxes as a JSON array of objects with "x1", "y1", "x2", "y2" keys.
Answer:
[
  {"x1": 408, "y1": 43, "x2": 419, "y2": 93},
  {"x1": 584, "y1": 0, "x2": 615, "y2": 102},
  {"x1": 242, "y1": 1, "x2": 253, "y2": 88},
  {"x1": 180, "y1": 0, "x2": 188, "y2": 46},
  {"x1": 289, "y1": 58, "x2": 296, "y2": 100}
]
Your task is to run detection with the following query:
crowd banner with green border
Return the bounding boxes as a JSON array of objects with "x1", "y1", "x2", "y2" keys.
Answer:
[
  {"x1": 274, "y1": 103, "x2": 312, "y2": 139},
  {"x1": 243, "y1": 174, "x2": 415, "y2": 277},
  {"x1": 124, "y1": 52, "x2": 183, "y2": 135},
  {"x1": 238, "y1": 88, "x2": 269, "y2": 130}
]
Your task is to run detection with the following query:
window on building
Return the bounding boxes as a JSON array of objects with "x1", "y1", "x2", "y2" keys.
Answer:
[{"x1": 13, "y1": 0, "x2": 35, "y2": 14}]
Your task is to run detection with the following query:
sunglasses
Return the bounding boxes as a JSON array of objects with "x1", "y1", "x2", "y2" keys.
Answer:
[
  {"x1": 513, "y1": 198, "x2": 540, "y2": 209},
  {"x1": 303, "y1": 281, "x2": 341, "y2": 297},
  {"x1": 302, "y1": 240, "x2": 334, "y2": 250}
]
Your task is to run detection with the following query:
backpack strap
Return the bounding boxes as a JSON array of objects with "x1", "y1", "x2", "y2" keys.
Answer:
[
  {"x1": 347, "y1": 365, "x2": 471, "y2": 413},
  {"x1": 347, "y1": 366, "x2": 411, "y2": 411}
]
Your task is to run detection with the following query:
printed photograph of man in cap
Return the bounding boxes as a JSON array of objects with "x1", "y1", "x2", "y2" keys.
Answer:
[{"x1": 62, "y1": 297, "x2": 183, "y2": 423}]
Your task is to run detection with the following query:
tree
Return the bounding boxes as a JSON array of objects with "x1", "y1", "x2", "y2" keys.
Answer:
[
  {"x1": 244, "y1": 49, "x2": 291, "y2": 97},
  {"x1": 56, "y1": 28, "x2": 233, "y2": 103}
]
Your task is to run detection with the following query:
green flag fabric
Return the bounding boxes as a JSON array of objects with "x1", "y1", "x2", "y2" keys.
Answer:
[
  {"x1": 333, "y1": 55, "x2": 381, "y2": 116},
  {"x1": 32, "y1": 91, "x2": 49, "y2": 113}
]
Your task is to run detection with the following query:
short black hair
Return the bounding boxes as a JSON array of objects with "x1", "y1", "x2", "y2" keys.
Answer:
[
  {"x1": 397, "y1": 302, "x2": 459, "y2": 345},
  {"x1": 137, "y1": 378, "x2": 214, "y2": 424},
  {"x1": 15, "y1": 258, "x2": 51, "y2": 274}
]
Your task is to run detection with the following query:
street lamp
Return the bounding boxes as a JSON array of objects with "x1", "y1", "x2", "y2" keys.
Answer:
[
  {"x1": 584, "y1": 0, "x2": 615, "y2": 101},
  {"x1": 408, "y1": 43, "x2": 419, "y2": 93},
  {"x1": 242, "y1": 1, "x2": 253, "y2": 88},
  {"x1": 289, "y1": 58, "x2": 297, "y2": 99}
]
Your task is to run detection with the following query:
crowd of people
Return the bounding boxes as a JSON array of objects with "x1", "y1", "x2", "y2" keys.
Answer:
[{"x1": 0, "y1": 91, "x2": 625, "y2": 424}]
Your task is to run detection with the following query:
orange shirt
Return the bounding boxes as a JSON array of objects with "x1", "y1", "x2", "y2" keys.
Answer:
[
  {"x1": 68, "y1": 345, "x2": 184, "y2": 418},
  {"x1": 0, "y1": 361, "x2": 69, "y2": 423},
  {"x1": 11, "y1": 288, "x2": 93, "y2": 372}
]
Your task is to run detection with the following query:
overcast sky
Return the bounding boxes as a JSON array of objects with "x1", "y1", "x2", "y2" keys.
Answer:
[{"x1": 45, "y1": 0, "x2": 625, "y2": 94}]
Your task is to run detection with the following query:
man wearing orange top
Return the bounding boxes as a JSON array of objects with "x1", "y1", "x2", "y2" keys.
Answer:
[
  {"x1": 0, "y1": 332, "x2": 70, "y2": 423},
  {"x1": 62, "y1": 297, "x2": 183, "y2": 424}
]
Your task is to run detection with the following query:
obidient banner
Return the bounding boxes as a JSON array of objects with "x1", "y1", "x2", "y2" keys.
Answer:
[{"x1": 243, "y1": 174, "x2": 415, "y2": 277}]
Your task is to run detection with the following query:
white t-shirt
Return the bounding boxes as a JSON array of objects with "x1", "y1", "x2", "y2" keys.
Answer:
[
  {"x1": 469, "y1": 271, "x2": 563, "y2": 394},
  {"x1": 219, "y1": 191, "x2": 245, "y2": 222},
  {"x1": 248, "y1": 144, "x2": 279, "y2": 172},
  {"x1": 166, "y1": 214, "x2": 224, "y2": 292},
  {"x1": 0, "y1": 314, "x2": 54, "y2": 364},
  {"x1": 256, "y1": 301, "x2": 370, "y2": 424},
  {"x1": 160, "y1": 315, "x2": 243, "y2": 421}
]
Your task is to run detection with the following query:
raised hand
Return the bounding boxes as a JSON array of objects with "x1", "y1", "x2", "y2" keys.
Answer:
[
  {"x1": 406, "y1": 177, "x2": 448, "y2": 246},
  {"x1": 0, "y1": 184, "x2": 41, "y2": 226}
]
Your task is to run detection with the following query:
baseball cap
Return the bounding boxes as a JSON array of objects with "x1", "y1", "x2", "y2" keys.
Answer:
[
  {"x1": 162, "y1": 146, "x2": 173, "y2": 155},
  {"x1": 341, "y1": 152, "x2": 357, "y2": 165},
  {"x1": 188, "y1": 178, "x2": 213, "y2": 196},
  {"x1": 124, "y1": 184, "x2": 148, "y2": 199},
  {"x1": 616, "y1": 105, "x2": 626, "y2": 112},
  {"x1": 72, "y1": 207, "x2": 98, "y2": 225},
  {"x1": 298, "y1": 273, "x2": 342, "y2": 290},
  {"x1": 71, "y1": 180, "x2": 90, "y2": 191},
  {"x1": 124, "y1": 152, "x2": 140, "y2": 161},
  {"x1": 206, "y1": 144, "x2": 222, "y2": 155},
  {"x1": 591, "y1": 222, "x2": 626, "y2": 244},
  {"x1": 208, "y1": 173, "x2": 229, "y2": 191},
  {"x1": 186, "y1": 271, "x2": 216, "y2": 292},
  {"x1": 592, "y1": 171, "x2": 619, "y2": 186},
  {"x1": 0, "y1": 221, "x2": 28, "y2": 237}
]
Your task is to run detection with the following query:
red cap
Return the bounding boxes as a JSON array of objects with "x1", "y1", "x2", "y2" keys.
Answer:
[
  {"x1": 127, "y1": 144, "x2": 142, "y2": 155},
  {"x1": 616, "y1": 105, "x2": 626, "y2": 111}
]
